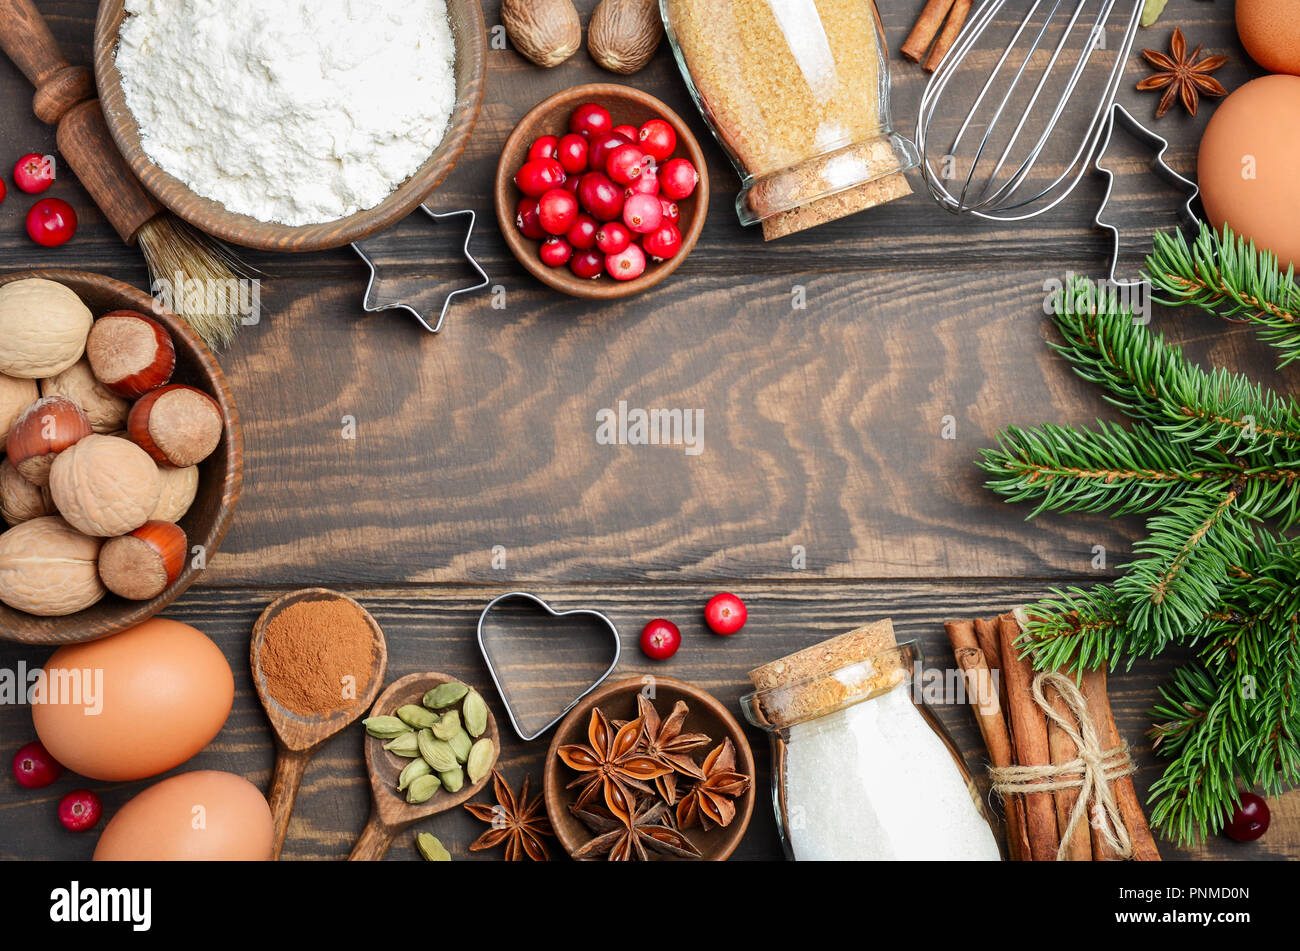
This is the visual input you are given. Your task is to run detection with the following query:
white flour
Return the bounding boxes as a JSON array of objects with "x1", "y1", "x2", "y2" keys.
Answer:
[{"x1": 116, "y1": 0, "x2": 455, "y2": 226}]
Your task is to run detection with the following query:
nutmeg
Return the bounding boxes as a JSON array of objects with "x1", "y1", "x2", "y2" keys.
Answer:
[
  {"x1": 0, "y1": 458, "x2": 55, "y2": 526},
  {"x1": 99, "y1": 520, "x2": 187, "y2": 601},
  {"x1": 0, "y1": 373, "x2": 39, "y2": 453},
  {"x1": 502, "y1": 0, "x2": 581, "y2": 68},
  {"x1": 127, "y1": 384, "x2": 223, "y2": 468},
  {"x1": 49, "y1": 434, "x2": 162, "y2": 537},
  {"x1": 150, "y1": 463, "x2": 200, "y2": 523},
  {"x1": 40, "y1": 360, "x2": 131, "y2": 434},
  {"x1": 0, "y1": 516, "x2": 105, "y2": 616},
  {"x1": 588, "y1": 0, "x2": 663, "y2": 75},
  {"x1": 84, "y1": 310, "x2": 175, "y2": 399},
  {"x1": 5, "y1": 396, "x2": 93, "y2": 486},
  {"x1": 0, "y1": 278, "x2": 93, "y2": 379}
]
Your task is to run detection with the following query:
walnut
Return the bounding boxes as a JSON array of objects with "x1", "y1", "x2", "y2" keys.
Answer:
[
  {"x1": 48, "y1": 435, "x2": 161, "y2": 537},
  {"x1": 0, "y1": 459, "x2": 55, "y2": 526},
  {"x1": 0, "y1": 516, "x2": 105, "y2": 616},
  {"x1": 40, "y1": 360, "x2": 131, "y2": 434},
  {"x1": 0, "y1": 373, "x2": 39, "y2": 453},
  {"x1": 0, "y1": 278, "x2": 92, "y2": 379},
  {"x1": 151, "y1": 464, "x2": 200, "y2": 523}
]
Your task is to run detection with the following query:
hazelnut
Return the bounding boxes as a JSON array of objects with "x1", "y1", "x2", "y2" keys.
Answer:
[
  {"x1": 127, "y1": 384, "x2": 223, "y2": 468},
  {"x1": 0, "y1": 278, "x2": 93, "y2": 379},
  {"x1": 49, "y1": 434, "x2": 161, "y2": 537},
  {"x1": 0, "y1": 458, "x2": 55, "y2": 526},
  {"x1": 151, "y1": 464, "x2": 200, "y2": 523},
  {"x1": 40, "y1": 360, "x2": 131, "y2": 434},
  {"x1": 0, "y1": 373, "x2": 39, "y2": 453},
  {"x1": 0, "y1": 516, "x2": 105, "y2": 616},
  {"x1": 5, "y1": 396, "x2": 93, "y2": 486},
  {"x1": 84, "y1": 310, "x2": 175, "y2": 399},
  {"x1": 99, "y1": 521, "x2": 187, "y2": 601}
]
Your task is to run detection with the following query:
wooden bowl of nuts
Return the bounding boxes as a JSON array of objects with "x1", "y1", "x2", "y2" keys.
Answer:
[
  {"x1": 0, "y1": 269, "x2": 241, "y2": 645},
  {"x1": 543, "y1": 676, "x2": 755, "y2": 860},
  {"x1": 495, "y1": 84, "x2": 709, "y2": 299}
]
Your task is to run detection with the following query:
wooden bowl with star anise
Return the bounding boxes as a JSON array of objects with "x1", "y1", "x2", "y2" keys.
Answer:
[{"x1": 543, "y1": 677, "x2": 755, "y2": 861}]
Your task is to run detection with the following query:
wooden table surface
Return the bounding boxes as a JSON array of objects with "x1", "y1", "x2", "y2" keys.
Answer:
[{"x1": 1, "y1": 0, "x2": 1295, "y2": 861}]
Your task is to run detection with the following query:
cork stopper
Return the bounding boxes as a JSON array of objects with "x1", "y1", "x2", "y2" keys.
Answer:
[{"x1": 761, "y1": 172, "x2": 912, "y2": 241}]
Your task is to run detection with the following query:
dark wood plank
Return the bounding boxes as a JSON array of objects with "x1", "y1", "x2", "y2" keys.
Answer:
[{"x1": 1, "y1": 582, "x2": 1293, "y2": 861}]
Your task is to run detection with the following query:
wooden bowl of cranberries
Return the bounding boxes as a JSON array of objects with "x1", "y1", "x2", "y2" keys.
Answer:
[{"x1": 494, "y1": 84, "x2": 708, "y2": 299}]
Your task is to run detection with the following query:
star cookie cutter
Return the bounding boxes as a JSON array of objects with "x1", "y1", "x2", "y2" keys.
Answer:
[
  {"x1": 476, "y1": 591, "x2": 622, "y2": 742},
  {"x1": 352, "y1": 206, "x2": 489, "y2": 333},
  {"x1": 1092, "y1": 103, "x2": 1201, "y2": 287}
]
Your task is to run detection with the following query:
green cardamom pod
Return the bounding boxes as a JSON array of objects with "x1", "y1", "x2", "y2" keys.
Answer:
[
  {"x1": 449, "y1": 730, "x2": 473, "y2": 763},
  {"x1": 466, "y1": 737, "x2": 495, "y2": 784},
  {"x1": 422, "y1": 681, "x2": 468, "y2": 710},
  {"x1": 438, "y1": 766, "x2": 464, "y2": 793},
  {"x1": 398, "y1": 758, "x2": 432, "y2": 792},
  {"x1": 432, "y1": 709, "x2": 461, "y2": 741},
  {"x1": 462, "y1": 690, "x2": 488, "y2": 738},
  {"x1": 406, "y1": 774, "x2": 441, "y2": 804},
  {"x1": 363, "y1": 716, "x2": 410, "y2": 739},
  {"x1": 416, "y1": 832, "x2": 450, "y2": 861},
  {"x1": 417, "y1": 729, "x2": 458, "y2": 772},
  {"x1": 383, "y1": 731, "x2": 420, "y2": 757},
  {"x1": 396, "y1": 704, "x2": 438, "y2": 729}
]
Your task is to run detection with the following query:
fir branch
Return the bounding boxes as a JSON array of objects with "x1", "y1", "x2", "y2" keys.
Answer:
[
  {"x1": 1017, "y1": 584, "x2": 1139, "y2": 673},
  {"x1": 1145, "y1": 223, "x2": 1300, "y2": 368}
]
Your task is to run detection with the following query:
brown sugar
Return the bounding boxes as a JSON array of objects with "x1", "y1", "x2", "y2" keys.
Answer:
[{"x1": 260, "y1": 596, "x2": 378, "y2": 717}]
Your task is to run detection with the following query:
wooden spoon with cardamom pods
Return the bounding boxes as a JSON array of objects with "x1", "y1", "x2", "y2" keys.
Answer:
[
  {"x1": 250, "y1": 588, "x2": 389, "y2": 860},
  {"x1": 349, "y1": 671, "x2": 501, "y2": 861}
]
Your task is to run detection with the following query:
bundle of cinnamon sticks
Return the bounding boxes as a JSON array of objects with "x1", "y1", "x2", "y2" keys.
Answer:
[
  {"x1": 944, "y1": 612, "x2": 1161, "y2": 861},
  {"x1": 901, "y1": 0, "x2": 973, "y2": 72}
]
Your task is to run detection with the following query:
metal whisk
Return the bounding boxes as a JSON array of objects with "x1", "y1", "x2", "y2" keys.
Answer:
[{"x1": 915, "y1": 0, "x2": 1145, "y2": 221}]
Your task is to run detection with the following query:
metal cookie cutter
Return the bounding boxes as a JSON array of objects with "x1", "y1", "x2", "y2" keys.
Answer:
[
  {"x1": 476, "y1": 591, "x2": 621, "y2": 742},
  {"x1": 352, "y1": 206, "x2": 489, "y2": 333},
  {"x1": 1092, "y1": 103, "x2": 1201, "y2": 287}
]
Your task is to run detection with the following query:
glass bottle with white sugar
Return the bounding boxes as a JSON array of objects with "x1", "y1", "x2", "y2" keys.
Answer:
[{"x1": 741, "y1": 622, "x2": 1002, "y2": 861}]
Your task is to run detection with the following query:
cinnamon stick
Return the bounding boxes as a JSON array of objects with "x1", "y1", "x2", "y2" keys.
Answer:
[
  {"x1": 901, "y1": 0, "x2": 956, "y2": 62},
  {"x1": 922, "y1": 0, "x2": 973, "y2": 72},
  {"x1": 1081, "y1": 668, "x2": 1162, "y2": 861},
  {"x1": 1045, "y1": 679, "x2": 1093, "y2": 861},
  {"x1": 973, "y1": 616, "x2": 1006, "y2": 707},
  {"x1": 997, "y1": 612, "x2": 1059, "y2": 861}
]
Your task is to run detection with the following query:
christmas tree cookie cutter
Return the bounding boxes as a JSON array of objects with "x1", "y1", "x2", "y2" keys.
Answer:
[
  {"x1": 1092, "y1": 103, "x2": 1201, "y2": 287},
  {"x1": 476, "y1": 592, "x2": 622, "y2": 742},
  {"x1": 352, "y1": 206, "x2": 489, "y2": 333}
]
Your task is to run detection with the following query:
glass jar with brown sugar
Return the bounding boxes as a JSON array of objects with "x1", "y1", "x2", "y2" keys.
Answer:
[{"x1": 662, "y1": 0, "x2": 919, "y2": 239}]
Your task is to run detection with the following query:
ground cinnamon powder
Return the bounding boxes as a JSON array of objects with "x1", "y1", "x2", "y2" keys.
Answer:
[{"x1": 261, "y1": 597, "x2": 377, "y2": 716}]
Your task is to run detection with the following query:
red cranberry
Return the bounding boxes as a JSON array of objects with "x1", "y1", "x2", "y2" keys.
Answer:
[
  {"x1": 588, "y1": 133, "x2": 633, "y2": 175},
  {"x1": 514, "y1": 158, "x2": 566, "y2": 198},
  {"x1": 595, "y1": 221, "x2": 632, "y2": 255},
  {"x1": 659, "y1": 198, "x2": 680, "y2": 223},
  {"x1": 638, "y1": 119, "x2": 677, "y2": 162},
  {"x1": 570, "y1": 103, "x2": 613, "y2": 139},
  {"x1": 570, "y1": 249, "x2": 605, "y2": 279},
  {"x1": 659, "y1": 157, "x2": 698, "y2": 200},
  {"x1": 528, "y1": 135, "x2": 559, "y2": 162},
  {"x1": 0, "y1": 177, "x2": 5, "y2": 206},
  {"x1": 640, "y1": 619, "x2": 681, "y2": 660},
  {"x1": 612, "y1": 123, "x2": 640, "y2": 142},
  {"x1": 11, "y1": 741, "x2": 63, "y2": 789},
  {"x1": 622, "y1": 192, "x2": 662, "y2": 234},
  {"x1": 577, "y1": 172, "x2": 624, "y2": 222},
  {"x1": 704, "y1": 592, "x2": 747, "y2": 635},
  {"x1": 642, "y1": 222, "x2": 682, "y2": 261},
  {"x1": 516, "y1": 196, "x2": 546, "y2": 240},
  {"x1": 606, "y1": 243, "x2": 646, "y2": 281},
  {"x1": 557, "y1": 133, "x2": 589, "y2": 175},
  {"x1": 566, "y1": 213, "x2": 599, "y2": 250},
  {"x1": 539, "y1": 236, "x2": 573, "y2": 268},
  {"x1": 537, "y1": 187, "x2": 579, "y2": 235},
  {"x1": 13, "y1": 153, "x2": 55, "y2": 194},
  {"x1": 26, "y1": 197, "x2": 77, "y2": 247},
  {"x1": 562, "y1": 176, "x2": 581, "y2": 196},
  {"x1": 626, "y1": 166, "x2": 660, "y2": 198},
  {"x1": 1223, "y1": 793, "x2": 1270, "y2": 842},
  {"x1": 58, "y1": 790, "x2": 102, "y2": 832},
  {"x1": 606, "y1": 144, "x2": 647, "y2": 186}
]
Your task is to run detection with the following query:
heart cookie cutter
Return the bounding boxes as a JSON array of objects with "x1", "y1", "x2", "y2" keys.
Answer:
[{"x1": 476, "y1": 591, "x2": 622, "y2": 742}]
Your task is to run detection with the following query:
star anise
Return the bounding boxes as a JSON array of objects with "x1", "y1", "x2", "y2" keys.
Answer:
[
  {"x1": 570, "y1": 797, "x2": 703, "y2": 861},
  {"x1": 557, "y1": 708, "x2": 671, "y2": 825},
  {"x1": 635, "y1": 695, "x2": 710, "y2": 804},
  {"x1": 675, "y1": 736, "x2": 751, "y2": 831},
  {"x1": 464, "y1": 769, "x2": 554, "y2": 861},
  {"x1": 1136, "y1": 28, "x2": 1227, "y2": 119}
]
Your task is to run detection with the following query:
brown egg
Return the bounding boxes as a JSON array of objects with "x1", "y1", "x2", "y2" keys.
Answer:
[
  {"x1": 32, "y1": 617, "x2": 233, "y2": 781},
  {"x1": 93, "y1": 770, "x2": 272, "y2": 861},
  {"x1": 1236, "y1": 0, "x2": 1300, "y2": 75},
  {"x1": 1198, "y1": 75, "x2": 1300, "y2": 270}
]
